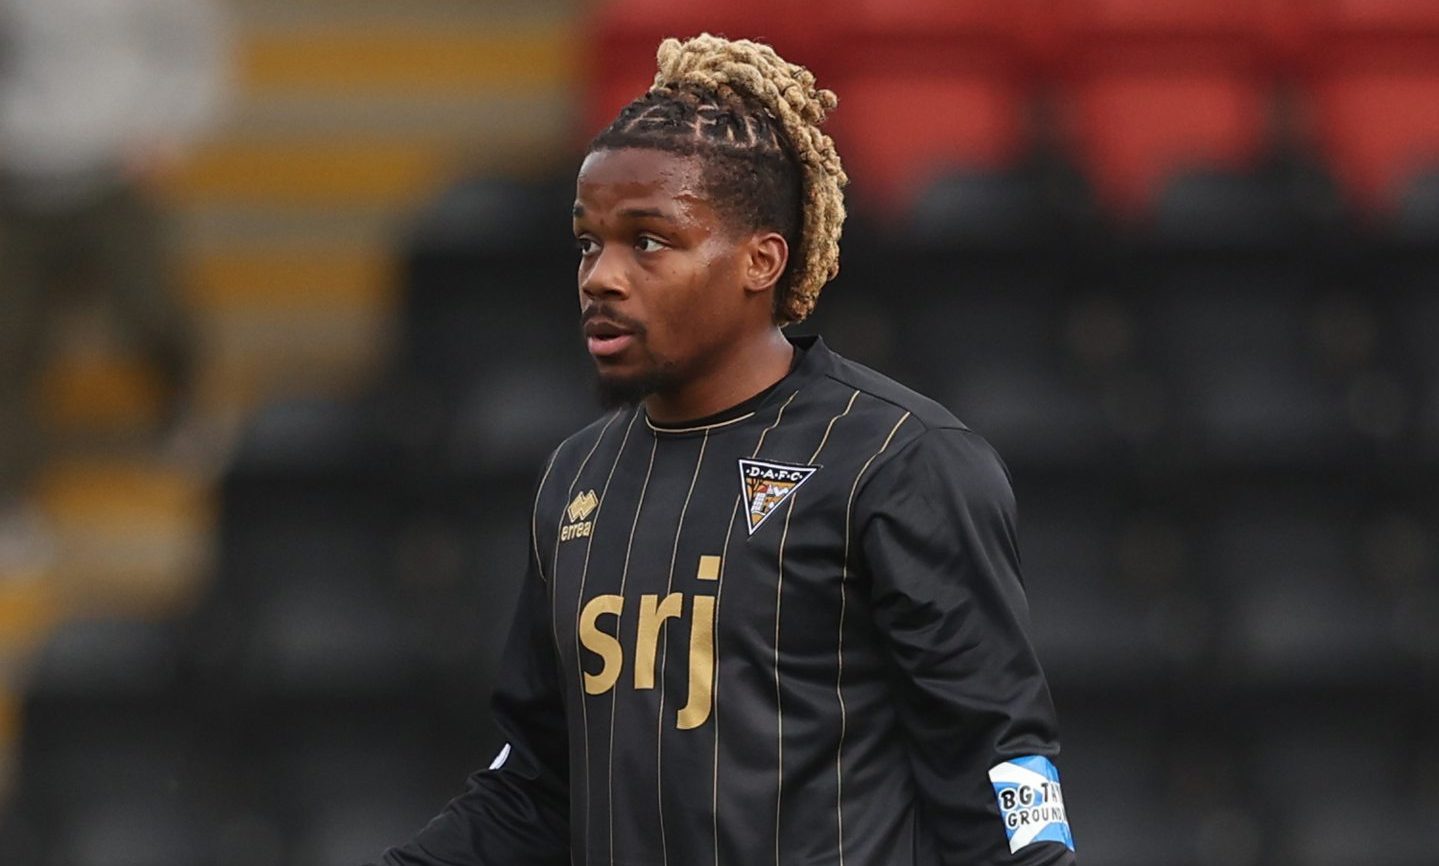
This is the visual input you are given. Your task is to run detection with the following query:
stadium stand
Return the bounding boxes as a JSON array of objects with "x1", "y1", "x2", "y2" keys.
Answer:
[
  {"x1": 824, "y1": 0, "x2": 1039, "y2": 211},
  {"x1": 1051, "y1": 0, "x2": 1282, "y2": 216},
  {"x1": 1298, "y1": 0, "x2": 1439, "y2": 213},
  {"x1": 581, "y1": 0, "x2": 832, "y2": 140},
  {"x1": 3, "y1": 2, "x2": 1437, "y2": 865}
]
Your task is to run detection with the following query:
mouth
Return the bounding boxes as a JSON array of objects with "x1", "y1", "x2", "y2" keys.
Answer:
[{"x1": 583, "y1": 318, "x2": 638, "y2": 359}]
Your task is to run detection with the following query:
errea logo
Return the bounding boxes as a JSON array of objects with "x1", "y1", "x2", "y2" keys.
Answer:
[
  {"x1": 562, "y1": 490, "x2": 598, "y2": 542},
  {"x1": 567, "y1": 490, "x2": 598, "y2": 522}
]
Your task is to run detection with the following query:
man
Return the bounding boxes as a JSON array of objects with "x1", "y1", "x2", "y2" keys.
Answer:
[{"x1": 376, "y1": 33, "x2": 1075, "y2": 866}]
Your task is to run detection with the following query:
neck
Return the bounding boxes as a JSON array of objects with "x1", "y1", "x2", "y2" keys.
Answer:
[{"x1": 644, "y1": 328, "x2": 793, "y2": 424}]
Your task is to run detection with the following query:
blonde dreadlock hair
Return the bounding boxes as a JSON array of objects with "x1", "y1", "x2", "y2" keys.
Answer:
[{"x1": 587, "y1": 33, "x2": 847, "y2": 325}]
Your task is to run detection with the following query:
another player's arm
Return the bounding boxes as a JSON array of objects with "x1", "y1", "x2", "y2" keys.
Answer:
[
  {"x1": 857, "y1": 427, "x2": 1076, "y2": 865},
  {"x1": 371, "y1": 524, "x2": 570, "y2": 865}
]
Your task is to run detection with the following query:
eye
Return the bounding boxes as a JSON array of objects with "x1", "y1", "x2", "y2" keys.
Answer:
[
  {"x1": 635, "y1": 236, "x2": 666, "y2": 253},
  {"x1": 575, "y1": 236, "x2": 597, "y2": 256}
]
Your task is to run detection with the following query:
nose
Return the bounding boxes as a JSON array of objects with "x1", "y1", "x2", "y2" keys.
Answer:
[{"x1": 579, "y1": 243, "x2": 630, "y2": 302}]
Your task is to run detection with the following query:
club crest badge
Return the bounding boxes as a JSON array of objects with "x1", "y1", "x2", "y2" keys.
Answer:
[{"x1": 737, "y1": 459, "x2": 818, "y2": 535}]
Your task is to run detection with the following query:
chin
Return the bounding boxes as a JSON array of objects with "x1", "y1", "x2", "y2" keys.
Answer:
[{"x1": 593, "y1": 362, "x2": 681, "y2": 410}]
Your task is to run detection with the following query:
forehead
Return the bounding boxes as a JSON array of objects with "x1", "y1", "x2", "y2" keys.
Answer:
[{"x1": 574, "y1": 148, "x2": 712, "y2": 215}]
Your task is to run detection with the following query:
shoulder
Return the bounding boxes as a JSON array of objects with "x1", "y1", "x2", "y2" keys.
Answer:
[
  {"x1": 820, "y1": 346, "x2": 971, "y2": 443},
  {"x1": 851, "y1": 424, "x2": 1018, "y2": 558},
  {"x1": 535, "y1": 408, "x2": 634, "y2": 506},
  {"x1": 807, "y1": 346, "x2": 1013, "y2": 505},
  {"x1": 529, "y1": 408, "x2": 636, "y2": 564},
  {"x1": 557, "y1": 408, "x2": 632, "y2": 458},
  {"x1": 821, "y1": 358, "x2": 1011, "y2": 506}
]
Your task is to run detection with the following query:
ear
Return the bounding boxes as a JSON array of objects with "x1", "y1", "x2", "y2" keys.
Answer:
[{"x1": 741, "y1": 231, "x2": 789, "y2": 296}]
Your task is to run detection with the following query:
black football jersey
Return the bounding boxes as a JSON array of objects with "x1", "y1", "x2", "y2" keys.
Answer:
[{"x1": 376, "y1": 335, "x2": 1076, "y2": 866}]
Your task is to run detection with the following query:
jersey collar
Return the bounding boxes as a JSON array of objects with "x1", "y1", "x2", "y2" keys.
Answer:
[{"x1": 644, "y1": 335, "x2": 829, "y2": 436}]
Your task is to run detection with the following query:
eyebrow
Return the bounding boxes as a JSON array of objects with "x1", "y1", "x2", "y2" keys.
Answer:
[
  {"x1": 572, "y1": 204, "x2": 673, "y2": 221},
  {"x1": 620, "y1": 206, "x2": 670, "y2": 220}
]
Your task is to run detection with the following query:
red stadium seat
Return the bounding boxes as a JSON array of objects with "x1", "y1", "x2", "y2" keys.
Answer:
[
  {"x1": 1305, "y1": 0, "x2": 1439, "y2": 32},
  {"x1": 1060, "y1": 71, "x2": 1271, "y2": 216},
  {"x1": 1051, "y1": 0, "x2": 1282, "y2": 215},
  {"x1": 1311, "y1": 70, "x2": 1439, "y2": 213},
  {"x1": 1297, "y1": 0, "x2": 1439, "y2": 213},
  {"x1": 1055, "y1": 0, "x2": 1285, "y2": 40},
  {"x1": 825, "y1": 0, "x2": 1037, "y2": 212},
  {"x1": 831, "y1": 0, "x2": 1047, "y2": 49},
  {"x1": 829, "y1": 75, "x2": 1028, "y2": 213},
  {"x1": 579, "y1": 0, "x2": 833, "y2": 143}
]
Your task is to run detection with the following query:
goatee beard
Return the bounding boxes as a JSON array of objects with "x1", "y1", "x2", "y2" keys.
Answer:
[{"x1": 594, "y1": 364, "x2": 682, "y2": 411}]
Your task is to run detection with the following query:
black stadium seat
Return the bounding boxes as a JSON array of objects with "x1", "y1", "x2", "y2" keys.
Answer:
[
  {"x1": 887, "y1": 165, "x2": 1116, "y2": 467},
  {"x1": 398, "y1": 175, "x2": 598, "y2": 479},
  {"x1": 15, "y1": 618, "x2": 215, "y2": 864},
  {"x1": 1121, "y1": 165, "x2": 1354, "y2": 466},
  {"x1": 399, "y1": 174, "x2": 586, "y2": 394}
]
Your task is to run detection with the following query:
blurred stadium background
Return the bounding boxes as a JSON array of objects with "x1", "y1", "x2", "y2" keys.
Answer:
[{"x1": 1, "y1": 0, "x2": 1437, "y2": 864}]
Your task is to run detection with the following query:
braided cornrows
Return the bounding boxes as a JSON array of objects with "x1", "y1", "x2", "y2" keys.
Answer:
[{"x1": 588, "y1": 33, "x2": 847, "y2": 325}]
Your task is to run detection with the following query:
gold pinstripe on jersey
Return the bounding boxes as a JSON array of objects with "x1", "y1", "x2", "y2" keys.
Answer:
[
  {"x1": 771, "y1": 389, "x2": 861, "y2": 866},
  {"x1": 834, "y1": 409, "x2": 912, "y2": 866},
  {"x1": 710, "y1": 387, "x2": 802, "y2": 866},
  {"x1": 654, "y1": 429, "x2": 711, "y2": 866},
  {"x1": 607, "y1": 433, "x2": 658, "y2": 865},
  {"x1": 573, "y1": 409, "x2": 641, "y2": 860},
  {"x1": 532, "y1": 447, "x2": 562, "y2": 584}
]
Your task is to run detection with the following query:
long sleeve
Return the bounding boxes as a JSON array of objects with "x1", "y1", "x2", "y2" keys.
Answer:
[
  {"x1": 857, "y1": 427, "x2": 1076, "y2": 865},
  {"x1": 374, "y1": 545, "x2": 571, "y2": 865}
]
